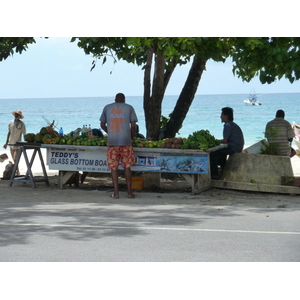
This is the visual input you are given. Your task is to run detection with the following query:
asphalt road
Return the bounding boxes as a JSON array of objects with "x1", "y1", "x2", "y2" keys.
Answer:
[{"x1": 0, "y1": 199, "x2": 300, "y2": 262}]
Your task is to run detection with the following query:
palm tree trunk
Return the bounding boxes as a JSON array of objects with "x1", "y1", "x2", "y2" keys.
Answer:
[{"x1": 164, "y1": 56, "x2": 207, "y2": 138}]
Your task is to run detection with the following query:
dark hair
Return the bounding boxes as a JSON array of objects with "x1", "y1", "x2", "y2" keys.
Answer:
[
  {"x1": 222, "y1": 107, "x2": 234, "y2": 121},
  {"x1": 276, "y1": 109, "x2": 285, "y2": 118},
  {"x1": 115, "y1": 93, "x2": 125, "y2": 102}
]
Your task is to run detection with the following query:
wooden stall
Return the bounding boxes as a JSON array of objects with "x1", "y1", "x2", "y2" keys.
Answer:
[
  {"x1": 43, "y1": 144, "x2": 226, "y2": 194},
  {"x1": 8, "y1": 142, "x2": 226, "y2": 194},
  {"x1": 8, "y1": 142, "x2": 49, "y2": 188}
]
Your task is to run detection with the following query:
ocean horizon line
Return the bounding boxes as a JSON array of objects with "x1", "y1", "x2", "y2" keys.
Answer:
[{"x1": 0, "y1": 91, "x2": 299, "y2": 101}]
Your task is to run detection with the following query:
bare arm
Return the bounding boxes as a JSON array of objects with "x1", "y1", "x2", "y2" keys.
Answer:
[
  {"x1": 3, "y1": 132, "x2": 10, "y2": 149},
  {"x1": 130, "y1": 121, "x2": 136, "y2": 140},
  {"x1": 100, "y1": 122, "x2": 107, "y2": 134}
]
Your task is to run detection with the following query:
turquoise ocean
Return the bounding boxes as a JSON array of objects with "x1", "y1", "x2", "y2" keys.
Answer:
[{"x1": 0, "y1": 93, "x2": 299, "y2": 148}]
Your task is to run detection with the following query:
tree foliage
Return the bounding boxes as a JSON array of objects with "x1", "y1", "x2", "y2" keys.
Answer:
[
  {"x1": 0, "y1": 37, "x2": 36, "y2": 61},
  {"x1": 71, "y1": 37, "x2": 230, "y2": 66},
  {"x1": 71, "y1": 37, "x2": 232, "y2": 139},
  {"x1": 70, "y1": 37, "x2": 300, "y2": 139},
  {"x1": 2, "y1": 37, "x2": 300, "y2": 140},
  {"x1": 231, "y1": 37, "x2": 300, "y2": 84}
]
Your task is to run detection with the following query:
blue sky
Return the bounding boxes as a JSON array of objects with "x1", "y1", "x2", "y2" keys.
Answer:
[{"x1": 1, "y1": 37, "x2": 299, "y2": 99}]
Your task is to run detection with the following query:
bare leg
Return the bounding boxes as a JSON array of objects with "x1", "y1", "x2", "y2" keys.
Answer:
[
  {"x1": 111, "y1": 169, "x2": 119, "y2": 198},
  {"x1": 124, "y1": 167, "x2": 134, "y2": 198},
  {"x1": 10, "y1": 148, "x2": 20, "y2": 175}
]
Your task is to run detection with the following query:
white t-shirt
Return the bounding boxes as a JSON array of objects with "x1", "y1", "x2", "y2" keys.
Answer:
[{"x1": 8, "y1": 119, "x2": 26, "y2": 149}]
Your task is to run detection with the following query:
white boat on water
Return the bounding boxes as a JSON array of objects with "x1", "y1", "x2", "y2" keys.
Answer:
[{"x1": 244, "y1": 89, "x2": 262, "y2": 106}]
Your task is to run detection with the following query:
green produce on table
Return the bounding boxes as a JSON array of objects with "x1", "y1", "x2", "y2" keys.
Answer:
[
  {"x1": 132, "y1": 137, "x2": 181, "y2": 148},
  {"x1": 34, "y1": 133, "x2": 44, "y2": 143},
  {"x1": 132, "y1": 137, "x2": 161, "y2": 148},
  {"x1": 41, "y1": 130, "x2": 218, "y2": 150},
  {"x1": 24, "y1": 133, "x2": 35, "y2": 142},
  {"x1": 40, "y1": 127, "x2": 49, "y2": 135},
  {"x1": 180, "y1": 130, "x2": 219, "y2": 150},
  {"x1": 42, "y1": 134, "x2": 52, "y2": 143},
  {"x1": 43, "y1": 135, "x2": 108, "y2": 146}
]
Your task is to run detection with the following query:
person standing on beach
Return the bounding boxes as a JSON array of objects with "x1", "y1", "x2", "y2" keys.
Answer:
[
  {"x1": 210, "y1": 107, "x2": 244, "y2": 178},
  {"x1": 265, "y1": 109, "x2": 295, "y2": 157},
  {"x1": 100, "y1": 93, "x2": 138, "y2": 198},
  {"x1": 3, "y1": 110, "x2": 26, "y2": 175}
]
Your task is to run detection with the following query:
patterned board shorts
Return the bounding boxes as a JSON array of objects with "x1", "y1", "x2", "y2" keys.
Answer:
[{"x1": 107, "y1": 146, "x2": 135, "y2": 170}]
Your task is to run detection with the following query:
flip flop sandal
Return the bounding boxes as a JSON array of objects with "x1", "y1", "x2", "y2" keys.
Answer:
[{"x1": 110, "y1": 194, "x2": 119, "y2": 198}]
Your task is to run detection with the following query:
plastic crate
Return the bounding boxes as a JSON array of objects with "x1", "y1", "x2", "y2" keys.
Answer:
[{"x1": 131, "y1": 177, "x2": 144, "y2": 190}]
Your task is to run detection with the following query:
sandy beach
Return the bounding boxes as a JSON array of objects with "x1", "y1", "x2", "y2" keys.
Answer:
[{"x1": 1, "y1": 148, "x2": 300, "y2": 208}]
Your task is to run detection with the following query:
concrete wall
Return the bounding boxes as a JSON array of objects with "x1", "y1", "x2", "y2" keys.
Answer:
[{"x1": 221, "y1": 152, "x2": 293, "y2": 185}]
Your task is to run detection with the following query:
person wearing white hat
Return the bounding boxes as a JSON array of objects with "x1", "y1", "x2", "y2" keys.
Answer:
[{"x1": 3, "y1": 110, "x2": 26, "y2": 174}]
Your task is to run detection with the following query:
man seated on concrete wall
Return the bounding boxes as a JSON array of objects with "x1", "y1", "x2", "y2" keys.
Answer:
[
  {"x1": 265, "y1": 109, "x2": 295, "y2": 158},
  {"x1": 210, "y1": 107, "x2": 244, "y2": 179}
]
